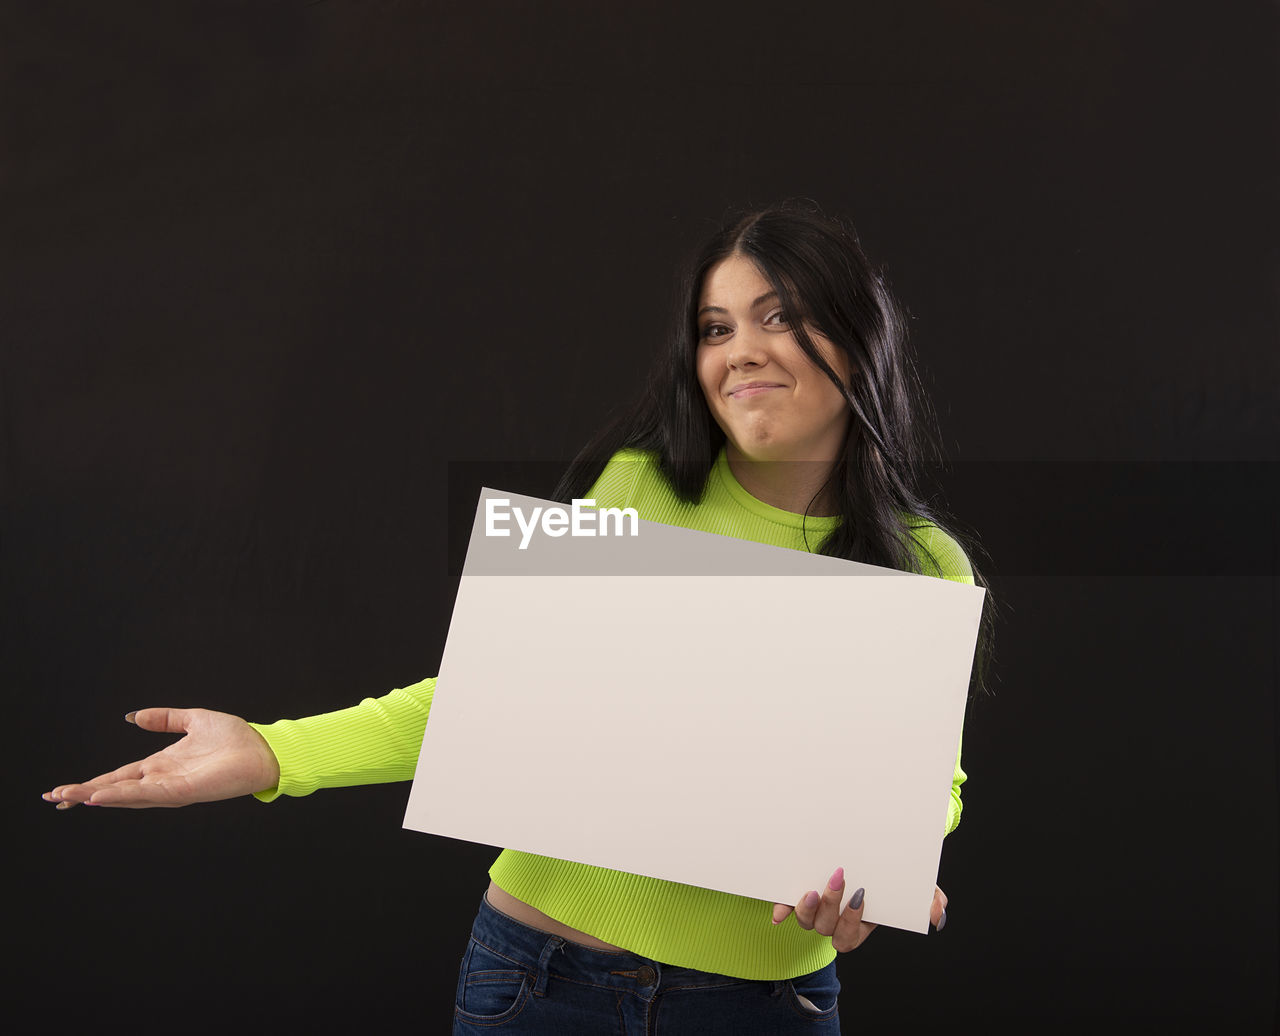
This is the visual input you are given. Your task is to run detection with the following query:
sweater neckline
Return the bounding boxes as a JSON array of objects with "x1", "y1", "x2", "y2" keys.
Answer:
[{"x1": 712, "y1": 448, "x2": 841, "y2": 533}]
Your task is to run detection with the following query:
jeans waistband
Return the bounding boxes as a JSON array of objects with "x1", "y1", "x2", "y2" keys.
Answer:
[{"x1": 473, "y1": 891, "x2": 769, "y2": 998}]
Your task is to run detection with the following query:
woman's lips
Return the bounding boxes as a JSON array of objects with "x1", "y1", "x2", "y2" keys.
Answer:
[{"x1": 728, "y1": 383, "x2": 783, "y2": 399}]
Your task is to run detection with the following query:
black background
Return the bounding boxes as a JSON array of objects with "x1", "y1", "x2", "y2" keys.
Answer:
[{"x1": 7, "y1": 2, "x2": 1277, "y2": 1032}]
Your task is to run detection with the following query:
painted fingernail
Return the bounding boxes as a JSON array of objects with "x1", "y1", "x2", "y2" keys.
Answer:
[
  {"x1": 124, "y1": 711, "x2": 137, "y2": 723},
  {"x1": 936, "y1": 907, "x2": 947, "y2": 932},
  {"x1": 56, "y1": 802, "x2": 70, "y2": 810},
  {"x1": 849, "y1": 887, "x2": 865, "y2": 910},
  {"x1": 827, "y1": 867, "x2": 844, "y2": 892},
  {"x1": 803, "y1": 890, "x2": 821, "y2": 910}
]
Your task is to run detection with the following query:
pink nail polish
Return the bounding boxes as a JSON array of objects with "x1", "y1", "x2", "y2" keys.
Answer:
[
  {"x1": 828, "y1": 867, "x2": 844, "y2": 891},
  {"x1": 803, "y1": 890, "x2": 821, "y2": 910}
]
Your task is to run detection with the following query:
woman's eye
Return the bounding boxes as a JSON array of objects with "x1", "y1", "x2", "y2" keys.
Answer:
[
  {"x1": 767, "y1": 310, "x2": 790, "y2": 326},
  {"x1": 702, "y1": 324, "x2": 730, "y2": 340}
]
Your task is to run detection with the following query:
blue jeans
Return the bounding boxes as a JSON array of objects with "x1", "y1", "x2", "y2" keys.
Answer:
[{"x1": 453, "y1": 892, "x2": 842, "y2": 1034}]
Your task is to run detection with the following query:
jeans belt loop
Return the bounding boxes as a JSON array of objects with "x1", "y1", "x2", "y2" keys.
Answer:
[{"x1": 533, "y1": 935, "x2": 564, "y2": 997}]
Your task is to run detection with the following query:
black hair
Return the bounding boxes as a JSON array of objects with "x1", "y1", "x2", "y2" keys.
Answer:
[{"x1": 554, "y1": 199, "x2": 997, "y2": 701}]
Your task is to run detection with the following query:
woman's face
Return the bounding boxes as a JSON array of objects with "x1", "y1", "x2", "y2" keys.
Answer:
[{"x1": 695, "y1": 254, "x2": 852, "y2": 466}]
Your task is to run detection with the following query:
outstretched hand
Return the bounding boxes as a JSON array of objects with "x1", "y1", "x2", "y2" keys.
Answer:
[
  {"x1": 43, "y1": 708, "x2": 281, "y2": 809},
  {"x1": 770, "y1": 869, "x2": 948, "y2": 951}
]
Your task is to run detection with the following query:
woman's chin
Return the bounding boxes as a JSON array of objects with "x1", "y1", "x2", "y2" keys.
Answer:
[{"x1": 727, "y1": 437, "x2": 820, "y2": 465}]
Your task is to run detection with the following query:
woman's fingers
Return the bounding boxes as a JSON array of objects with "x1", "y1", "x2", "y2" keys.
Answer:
[
  {"x1": 794, "y1": 867, "x2": 849, "y2": 934},
  {"x1": 931, "y1": 884, "x2": 948, "y2": 931},
  {"x1": 81, "y1": 775, "x2": 188, "y2": 807},
  {"x1": 775, "y1": 867, "x2": 876, "y2": 954},
  {"x1": 774, "y1": 873, "x2": 942, "y2": 948},
  {"x1": 814, "y1": 867, "x2": 845, "y2": 934},
  {"x1": 44, "y1": 759, "x2": 148, "y2": 807},
  {"x1": 832, "y1": 889, "x2": 876, "y2": 953},
  {"x1": 46, "y1": 764, "x2": 187, "y2": 808},
  {"x1": 86, "y1": 758, "x2": 149, "y2": 788}
]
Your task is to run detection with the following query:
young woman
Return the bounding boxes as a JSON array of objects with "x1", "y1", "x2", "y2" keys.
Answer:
[{"x1": 44, "y1": 201, "x2": 994, "y2": 1034}]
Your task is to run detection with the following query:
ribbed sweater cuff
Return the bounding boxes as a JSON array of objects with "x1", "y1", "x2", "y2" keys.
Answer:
[{"x1": 247, "y1": 678, "x2": 436, "y2": 801}]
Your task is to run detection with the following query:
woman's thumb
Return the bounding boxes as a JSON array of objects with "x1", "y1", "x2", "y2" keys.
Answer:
[{"x1": 127, "y1": 707, "x2": 193, "y2": 733}]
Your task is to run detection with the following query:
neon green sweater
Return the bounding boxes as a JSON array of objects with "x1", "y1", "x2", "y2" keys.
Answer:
[{"x1": 248, "y1": 448, "x2": 975, "y2": 980}]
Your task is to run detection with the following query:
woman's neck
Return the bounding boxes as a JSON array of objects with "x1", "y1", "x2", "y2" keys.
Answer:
[{"x1": 725, "y1": 448, "x2": 841, "y2": 516}]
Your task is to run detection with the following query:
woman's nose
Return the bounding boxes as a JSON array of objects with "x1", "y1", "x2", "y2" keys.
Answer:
[{"x1": 725, "y1": 328, "x2": 768, "y2": 369}]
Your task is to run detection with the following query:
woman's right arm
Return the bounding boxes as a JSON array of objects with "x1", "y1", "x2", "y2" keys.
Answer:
[
  {"x1": 43, "y1": 677, "x2": 437, "y2": 809},
  {"x1": 246, "y1": 677, "x2": 435, "y2": 800}
]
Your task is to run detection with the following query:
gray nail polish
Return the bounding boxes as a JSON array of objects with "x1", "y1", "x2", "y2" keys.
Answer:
[
  {"x1": 936, "y1": 907, "x2": 947, "y2": 932},
  {"x1": 849, "y1": 887, "x2": 865, "y2": 910}
]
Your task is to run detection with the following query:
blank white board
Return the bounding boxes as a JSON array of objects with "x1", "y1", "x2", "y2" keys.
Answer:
[{"x1": 404, "y1": 489, "x2": 985, "y2": 934}]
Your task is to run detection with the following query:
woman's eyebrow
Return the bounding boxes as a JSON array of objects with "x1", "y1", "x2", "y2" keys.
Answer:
[{"x1": 696, "y1": 291, "x2": 779, "y2": 318}]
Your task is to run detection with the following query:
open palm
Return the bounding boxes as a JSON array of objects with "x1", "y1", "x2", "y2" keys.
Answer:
[{"x1": 44, "y1": 708, "x2": 280, "y2": 809}]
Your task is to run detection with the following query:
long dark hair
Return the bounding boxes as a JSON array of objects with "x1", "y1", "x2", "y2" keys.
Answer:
[{"x1": 554, "y1": 199, "x2": 997, "y2": 700}]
